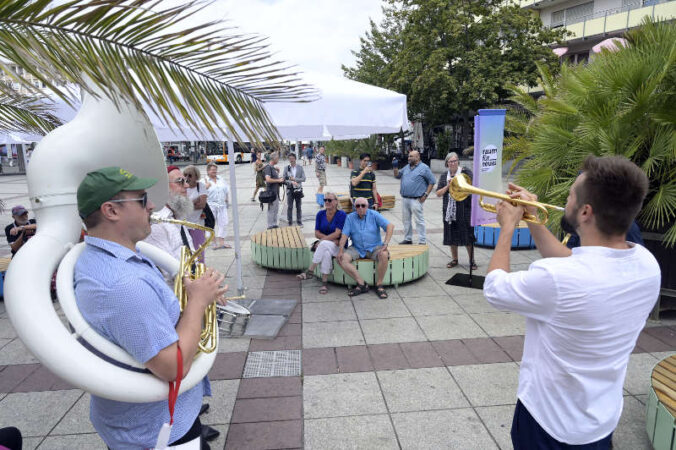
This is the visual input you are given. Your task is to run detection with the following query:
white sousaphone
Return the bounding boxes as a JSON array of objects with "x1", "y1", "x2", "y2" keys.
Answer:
[{"x1": 4, "y1": 87, "x2": 216, "y2": 403}]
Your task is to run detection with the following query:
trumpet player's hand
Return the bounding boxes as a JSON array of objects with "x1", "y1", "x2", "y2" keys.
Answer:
[
  {"x1": 507, "y1": 183, "x2": 538, "y2": 217},
  {"x1": 496, "y1": 200, "x2": 524, "y2": 229},
  {"x1": 184, "y1": 268, "x2": 227, "y2": 310}
]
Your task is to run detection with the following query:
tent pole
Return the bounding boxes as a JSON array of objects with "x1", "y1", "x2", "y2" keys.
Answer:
[{"x1": 226, "y1": 136, "x2": 244, "y2": 296}]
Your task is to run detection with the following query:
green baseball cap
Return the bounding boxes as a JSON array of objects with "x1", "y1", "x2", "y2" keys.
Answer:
[{"x1": 77, "y1": 166, "x2": 157, "y2": 218}]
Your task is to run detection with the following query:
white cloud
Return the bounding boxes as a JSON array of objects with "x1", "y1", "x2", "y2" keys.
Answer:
[{"x1": 185, "y1": 0, "x2": 383, "y2": 77}]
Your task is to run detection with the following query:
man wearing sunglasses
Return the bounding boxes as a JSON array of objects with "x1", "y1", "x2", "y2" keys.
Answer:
[{"x1": 74, "y1": 166, "x2": 227, "y2": 449}]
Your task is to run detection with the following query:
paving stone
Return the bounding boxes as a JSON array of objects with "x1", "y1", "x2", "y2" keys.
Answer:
[
  {"x1": 361, "y1": 317, "x2": 426, "y2": 345},
  {"x1": 0, "y1": 389, "x2": 82, "y2": 436},
  {"x1": 353, "y1": 297, "x2": 411, "y2": 320},
  {"x1": 336, "y1": 345, "x2": 373, "y2": 373},
  {"x1": 462, "y1": 337, "x2": 511, "y2": 364},
  {"x1": 225, "y1": 420, "x2": 302, "y2": 450},
  {"x1": 305, "y1": 414, "x2": 398, "y2": 450},
  {"x1": 0, "y1": 339, "x2": 39, "y2": 365},
  {"x1": 301, "y1": 286, "x2": 352, "y2": 303},
  {"x1": 392, "y1": 409, "x2": 498, "y2": 449},
  {"x1": 304, "y1": 372, "x2": 387, "y2": 418},
  {"x1": 303, "y1": 321, "x2": 365, "y2": 348},
  {"x1": 450, "y1": 362, "x2": 520, "y2": 406},
  {"x1": 51, "y1": 393, "x2": 95, "y2": 434},
  {"x1": 470, "y1": 312, "x2": 526, "y2": 337},
  {"x1": 11, "y1": 365, "x2": 74, "y2": 393},
  {"x1": 237, "y1": 376, "x2": 302, "y2": 399},
  {"x1": 431, "y1": 340, "x2": 479, "y2": 366},
  {"x1": 231, "y1": 396, "x2": 302, "y2": 423},
  {"x1": 217, "y1": 337, "x2": 250, "y2": 353},
  {"x1": 248, "y1": 335, "x2": 302, "y2": 352},
  {"x1": 201, "y1": 379, "x2": 240, "y2": 426},
  {"x1": 0, "y1": 318, "x2": 17, "y2": 339},
  {"x1": 417, "y1": 314, "x2": 487, "y2": 341},
  {"x1": 636, "y1": 329, "x2": 674, "y2": 352},
  {"x1": 402, "y1": 295, "x2": 463, "y2": 316},
  {"x1": 0, "y1": 338, "x2": 10, "y2": 351},
  {"x1": 368, "y1": 343, "x2": 411, "y2": 370},
  {"x1": 452, "y1": 292, "x2": 499, "y2": 314},
  {"x1": 613, "y1": 395, "x2": 653, "y2": 450},
  {"x1": 302, "y1": 301, "x2": 356, "y2": 322},
  {"x1": 277, "y1": 322, "x2": 302, "y2": 336},
  {"x1": 38, "y1": 433, "x2": 106, "y2": 449},
  {"x1": 493, "y1": 335, "x2": 525, "y2": 362},
  {"x1": 23, "y1": 436, "x2": 42, "y2": 450},
  {"x1": 396, "y1": 278, "x2": 446, "y2": 297},
  {"x1": 0, "y1": 363, "x2": 40, "y2": 393},
  {"x1": 400, "y1": 341, "x2": 444, "y2": 368},
  {"x1": 623, "y1": 353, "x2": 659, "y2": 395},
  {"x1": 643, "y1": 326, "x2": 676, "y2": 347},
  {"x1": 209, "y1": 352, "x2": 247, "y2": 380},
  {"x1": 302, "y1": 347, "x2": 338, "y2": 375},
  {"x1": 476, "y1": 405, "x2": 516, "y2": 450},
  {"x1": 378, "y1": 367, "x2": 469, "y2": 412}
]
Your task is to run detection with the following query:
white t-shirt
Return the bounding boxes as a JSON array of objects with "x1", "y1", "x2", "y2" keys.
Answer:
[
  {"x1": 484, "y1": 243, "x2": 660, "y2": 445},
  {"x1": 204, "y1": 176, "x2": 229, "y2": 207},
  {"x1": 143, "y1": 206, "x2": 194, "y2": 281},
  {"x1": 185, "y1": 181, "x2": 207, "y2": 224}
]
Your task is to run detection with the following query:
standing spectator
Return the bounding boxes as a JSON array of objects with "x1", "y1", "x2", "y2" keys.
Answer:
[
  {"x1": 183, "y1": 165, "x2": 208, "y2": 262},
  {"x1": 251, "y1": 150, "x2": 265, "y2": 202},
  {"x1": 306, "y1": 145, "x2": 314, "y2": 166},
  {"x1": 350, "y1": 153, "x2": 380, "y2": 209},
  {"x1": 204, "y1": 162, "x2": 231, "y2": 249},
  {"x1": 394, "y1": 150, "x2": 436, "y2": 245},
  {"x1": 436, "y1": 152, "x2": 476, "y2": 269},
  {"x1": 5, "y1": 205, "x2": 37, "y2": 257},
  {"x1": 315, "y1": 146, "x2": 327, "y2": 207},
  {"x1": 297, "y1": 192, "x2": 347, "y2": 294},
  {"x1": 263, "y1": 152, "x2": 284, "y2": 229},
  {"x1": 282, "y1": 153, "x2": 306, "y2": 226},
  {"x1": 337, "y1": 197, "x2": 394, "y2": 299}
]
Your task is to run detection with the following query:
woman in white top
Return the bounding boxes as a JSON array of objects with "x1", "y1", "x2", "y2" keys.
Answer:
[
  {"x1": 204, "y1": 162, "x2": 231, "y2": 249},
  {"x1": 183, "y1": 165, "x2": 208, "y2": 262}
]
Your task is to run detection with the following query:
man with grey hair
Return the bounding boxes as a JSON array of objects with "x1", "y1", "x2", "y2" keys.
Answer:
[{"x1": 263, "y1": 151, "x2": 284, "y2": 229}]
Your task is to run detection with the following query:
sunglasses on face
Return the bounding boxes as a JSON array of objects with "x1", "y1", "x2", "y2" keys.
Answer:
[
  {"x1": 170, "y1": 177, "x2": 186, "y2": 184},
  {"x1": 324, "y1": 198, "x2": 335, "y2": 203},
  {"x1": 108, "y1": 192, "x2": 148, "y2": 209},
  {"x1": 355, "y1": 204, "x2": 368, "y2": 209}
]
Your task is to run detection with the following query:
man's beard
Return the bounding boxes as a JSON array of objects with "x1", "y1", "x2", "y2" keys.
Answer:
[
  {"x1": 167, "y1": 193, "x2": 193, "y2": 220},
  {"x1": 560, "y1": 211, "x2": 578, "y2": 235}
]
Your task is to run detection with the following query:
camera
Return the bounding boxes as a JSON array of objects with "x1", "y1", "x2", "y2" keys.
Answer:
[{"x1": 367, "y1": 162, "x2": 372, "y2": 167}]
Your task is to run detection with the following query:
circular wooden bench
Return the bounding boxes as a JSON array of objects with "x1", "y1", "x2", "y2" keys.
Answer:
[
  {"x1": 315, "y1": 244, "x2": 429, "y2": 287},
  {"x1": 250, "y1": 226, "x2": 311, "y2": 271},
  {"x1": 646, "y1": 353, "x2": 676, "y2": 449}
]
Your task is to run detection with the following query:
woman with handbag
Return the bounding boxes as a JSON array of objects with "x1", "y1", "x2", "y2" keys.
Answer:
[
  {"x1": 282, "y1": 153, "x2": 306, "y2": 226},
  {"x1": 251, "y1": 149, "x2": 265, "y2": 201},
  {"x1": 296, "y1": 192, "x2": 346, "y2": 294},
  {"x1": 262, "y1": 152, "x2": 284, "y2": 229},
  {"x1": 204, "y1": 162, "x2": 231, "y2": 249},
  {"x1": 183, "y1": 165, "x2": 208, "y2": 262}
]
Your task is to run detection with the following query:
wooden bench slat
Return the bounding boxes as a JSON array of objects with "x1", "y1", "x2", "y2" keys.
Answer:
[{"x1": 654, "y1": 364, "x2": 676, "y2": 385}]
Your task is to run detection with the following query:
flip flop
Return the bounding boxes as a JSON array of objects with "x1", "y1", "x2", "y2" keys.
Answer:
[{"x1": 447, "y1": 259, "x2": 459, "y2": 268}]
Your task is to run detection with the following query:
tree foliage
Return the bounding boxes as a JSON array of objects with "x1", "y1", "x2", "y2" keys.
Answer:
[
  {"x1": 343, "y1": 0, "x2": 566, "y2": 148},
  {"x1": 505, "y1": 19, "x2": 676, "y2": 246}
]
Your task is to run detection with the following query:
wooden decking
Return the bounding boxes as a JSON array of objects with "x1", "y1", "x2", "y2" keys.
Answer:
[{"x1": 646, "y1": 353, "x2": 676, "y2": 449}]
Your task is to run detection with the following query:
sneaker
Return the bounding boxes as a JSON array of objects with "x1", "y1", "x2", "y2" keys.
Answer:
[{"x1": 399, "y1": 240, "x2": 413, "y2": 245}]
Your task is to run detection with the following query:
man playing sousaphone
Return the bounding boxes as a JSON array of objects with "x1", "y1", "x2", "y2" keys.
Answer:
[
  {"x1": 484, "y1": 155, "x2": 661, "y2": 449},
  {"x1": 74, "y1": 166, "x2": 228, "y2": 449}
]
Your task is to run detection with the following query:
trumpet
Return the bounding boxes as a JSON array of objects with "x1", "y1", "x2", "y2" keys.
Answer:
[
  {"x1": 150, "y1": 216, "x2": 219, "y2": 354},
  {"x1": 450, "y1": 173, "x2": 564, "y2": 225}
]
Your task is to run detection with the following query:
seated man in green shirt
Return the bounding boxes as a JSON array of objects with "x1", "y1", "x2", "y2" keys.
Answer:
[{"x1": 350, "y1": 153, "x2": 380, "y2": 209}]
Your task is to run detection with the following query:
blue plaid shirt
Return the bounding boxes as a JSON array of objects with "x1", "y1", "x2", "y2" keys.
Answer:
[{"x1": 74, "y1": 236, "x2": 209, "y2": 449}]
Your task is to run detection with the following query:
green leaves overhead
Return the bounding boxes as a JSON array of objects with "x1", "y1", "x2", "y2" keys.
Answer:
[
  {"x1": 0, "y1": 90, "x2": 62, "y2": 135},
  {"x1": 505, "y1": 19, "x2": 676, "y2": 246},
  {"x1": 0, "y1": 0, "x2": 316, "y2": 142}
]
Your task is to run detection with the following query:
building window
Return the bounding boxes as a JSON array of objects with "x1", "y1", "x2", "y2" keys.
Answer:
[{"x1": 551, "y1": 1, "x2": 594, "y2": 26}]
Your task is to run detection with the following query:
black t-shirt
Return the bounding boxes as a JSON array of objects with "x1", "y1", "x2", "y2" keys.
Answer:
[
  {"x1": 5, "y1": 219, "x2": 37, "y2": 255},
  {"x1": 350, "y1": 169, "x2": 376, "y2": 201},
  {"x1": 263, "y1": 164, "x2": 280, "y2": 195}
]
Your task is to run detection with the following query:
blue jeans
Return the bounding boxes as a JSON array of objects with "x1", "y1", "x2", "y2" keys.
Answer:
[
  {"x1": 511, "y1": 400, "x2": 613, "y2": 449},
  {"x1": 401, "y1": 197, "x2": 426, "y2": 243}
]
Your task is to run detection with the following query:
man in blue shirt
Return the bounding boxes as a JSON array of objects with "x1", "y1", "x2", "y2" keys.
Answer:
[
  {"x1": 74, "y1": 167, "x2": 227, "y2": 449},
  {"x1": 337, "y1": 197, "x2": 395, "y2": 299},
  {"x1": 393, "y1": 150, "x2": 436, "y2": 245}
]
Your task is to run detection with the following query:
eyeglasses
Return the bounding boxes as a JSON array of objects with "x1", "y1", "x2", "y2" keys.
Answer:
[
  {"x1": 170, "y1": 177, "x2": 186, "y2": 184},
  {"x1": 355, "y1": 204, "x2": 368, "y2": 209},
  {"x1": 324, "y1": 198, "x2": 335, "y2": 203},
  {"x1": 108, "y1": 192, "x2": 148, "y2": 209}
]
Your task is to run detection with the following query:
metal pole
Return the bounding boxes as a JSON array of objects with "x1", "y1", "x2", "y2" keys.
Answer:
[{"x1": 226, "y1": 136, "x2": 245, "y2": 296}]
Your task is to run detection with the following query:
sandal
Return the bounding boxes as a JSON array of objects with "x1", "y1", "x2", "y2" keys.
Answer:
[
  {"x1": 375, "y1": 286, "x2": 388, "y2": 299},
  {"x1": 447, "y1": 259, "x2": 459, "y2": 268},
  {"x1": 319, "y1": 284, "x2": 329, "y2": 295},
  {"x1": 297, "y1": 270, "x2": 314, "y2": 280},
  {"x1": 470, "y1": 261, "x2": 478, "y2": 270},
  {"x1": 348, "y1": 283, "x2": 369, "y2": 297}
]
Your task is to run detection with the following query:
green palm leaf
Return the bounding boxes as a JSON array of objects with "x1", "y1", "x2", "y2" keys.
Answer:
[
  {"x1": 0, "y1": 90, "x2": 62, "y2": 134},
  {"x1": 0, "y1": 0, "x2": 317, "y2": 144}
]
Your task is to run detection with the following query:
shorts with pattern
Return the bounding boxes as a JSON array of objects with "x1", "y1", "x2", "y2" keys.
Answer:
[
  {"x1": 316, "y1": 170, "x2": 327, "y2": 186},
  {"x1": 345, "y1": 245, "x2": 387, "y2": 261}
]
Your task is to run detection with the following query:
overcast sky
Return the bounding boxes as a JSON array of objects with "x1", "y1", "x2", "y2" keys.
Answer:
[{"x1": 187, "y1": 0, "x2": 384, "y2": 78}]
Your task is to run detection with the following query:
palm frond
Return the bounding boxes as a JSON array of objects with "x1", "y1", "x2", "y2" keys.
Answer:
[
  {"x1": 0, "y1": 0, "x2": 318, "y2": 145},
  {"x1": 0, "y1": 90, "x2": 62, "y2": 134}
]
